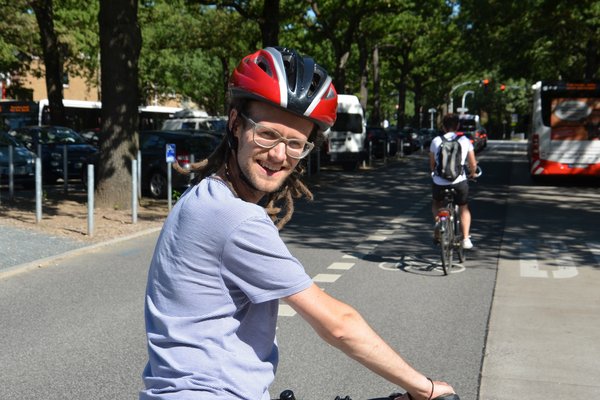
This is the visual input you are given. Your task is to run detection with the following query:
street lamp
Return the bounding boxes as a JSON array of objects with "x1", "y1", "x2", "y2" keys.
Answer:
[{"x1": 428, "y1": 108, "x2": 436, "y2": 129}]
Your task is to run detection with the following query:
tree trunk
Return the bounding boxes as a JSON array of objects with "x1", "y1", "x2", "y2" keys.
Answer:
[
  {"x1": 31, "y1": 0, "x2": 65, "y2": 126},
  {"x1": 357, "y1": 36, "x2": 369, "y2": 118},
  {"x1": 96, "y1": 0, "x2": 141, "y2": 209},
  {"x1": 370, "y1": 45, "x2": 381, "y2": 126},
  {"x1": 260, "y1": 0, "x2": 280, "y2": 47}
]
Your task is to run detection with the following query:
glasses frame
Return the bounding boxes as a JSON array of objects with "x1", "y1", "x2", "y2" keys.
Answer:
[{"x1": 239, "y1": 113, "x2": 314, "y2": 160}]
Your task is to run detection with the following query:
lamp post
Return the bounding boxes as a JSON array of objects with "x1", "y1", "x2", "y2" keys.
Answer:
[
  {"x1": 448, "y1": 80, "x2": 477, "y2": 113},
  {"x1": 428, "y1": 108, "x2": 436, "y2": 129}
]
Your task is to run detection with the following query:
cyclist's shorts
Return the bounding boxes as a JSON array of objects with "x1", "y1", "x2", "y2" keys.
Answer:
[{"x1": 432, "y1": 180, "x2": 469, "y2": 206}]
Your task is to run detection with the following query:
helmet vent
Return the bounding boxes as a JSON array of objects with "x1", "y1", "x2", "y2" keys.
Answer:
[
  {"x1": 308, "y1": 73, "x2": 322, "y2": 97},
  {"x1": 256, "y1": 56, "x2": 274, "y2": 77}
]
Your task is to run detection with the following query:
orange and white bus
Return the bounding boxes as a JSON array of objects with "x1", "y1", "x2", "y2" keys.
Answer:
[{"x1": 528, "y1": 81, "x2": 600, "y2": 177}]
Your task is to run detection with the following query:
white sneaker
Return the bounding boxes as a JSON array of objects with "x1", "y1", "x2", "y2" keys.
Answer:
[{"x1": 462, "y1": 237, "x2": 473, "y2": 249}]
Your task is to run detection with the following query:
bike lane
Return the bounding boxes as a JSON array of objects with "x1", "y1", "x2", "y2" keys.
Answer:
[{"x1": 479, "y1": 150, "x2": 600, "y2": 399}]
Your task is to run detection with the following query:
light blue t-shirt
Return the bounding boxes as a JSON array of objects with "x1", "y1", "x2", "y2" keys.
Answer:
[{"x1": 140, "y1": 177, "x2": 313, "y2": 400}]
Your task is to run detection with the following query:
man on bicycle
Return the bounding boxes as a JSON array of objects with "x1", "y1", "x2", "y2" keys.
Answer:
[
  {"x1": 430, "y1": 113, "x2": 478, "y2": 249},
  {"x1": 140, "y1": 47, "x2": 455, "y2": 400}
]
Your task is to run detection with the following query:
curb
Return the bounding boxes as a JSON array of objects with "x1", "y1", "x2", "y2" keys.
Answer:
[{"x1": 0, "y1": 226, "x2": 162, "y2": 280}]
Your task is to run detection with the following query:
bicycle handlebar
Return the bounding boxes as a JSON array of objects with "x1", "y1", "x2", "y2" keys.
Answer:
[{"x1": 278, "y1": 390, "x2": 460, "y2": 400}]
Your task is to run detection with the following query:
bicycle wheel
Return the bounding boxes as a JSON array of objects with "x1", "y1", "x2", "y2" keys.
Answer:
[
  {"x1": 439, "y1": 218, "x2": 453, "y2": 275},
  {"x1": 454, "y1": 206, "x2": 465, "y2": 263}
]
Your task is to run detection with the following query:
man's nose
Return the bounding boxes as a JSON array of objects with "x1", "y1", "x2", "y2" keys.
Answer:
[{"x1": 269, "y1": 141, "x2": 287, "y2": 160}]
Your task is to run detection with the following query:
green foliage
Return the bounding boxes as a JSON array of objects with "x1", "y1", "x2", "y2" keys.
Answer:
[{"x1": 1, "y1": 0, "x2": 599, "y2": 134}]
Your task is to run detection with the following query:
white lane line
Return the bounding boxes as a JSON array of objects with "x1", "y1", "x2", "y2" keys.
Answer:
[
  {"x1": 342, "y1": 254, "x2": 358, "y2": 259},
  {"x1": 356, "y1": 244, "x2": 377, "y2": 250},
  {"x1": 328, "y1": 262, "x2": 355, "y2": 270},
  {"x1": 588, "y1": 242, "x2": 600, "y2": 265},
  {"x1": 313, "y1": 273, "x2": 341, "y2": 283},
  {"x1": 278, "y1": 304, "x2": 296, "y2": 317},
  {"x1": 376, "y1": 229, "x2": 395, "y2": 235},
  {"x1": 367, "y1": 235, "x2": 387, "y2": 241}
]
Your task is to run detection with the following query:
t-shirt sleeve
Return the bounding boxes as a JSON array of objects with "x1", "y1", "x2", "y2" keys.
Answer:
[{"x1": 221, "y1": 215, "x2": 312, "y2": 304}]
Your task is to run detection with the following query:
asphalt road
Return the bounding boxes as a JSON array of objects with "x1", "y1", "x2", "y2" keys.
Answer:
[{"x1": 1, "y1": 141, "x2": 598, "y2": 400}]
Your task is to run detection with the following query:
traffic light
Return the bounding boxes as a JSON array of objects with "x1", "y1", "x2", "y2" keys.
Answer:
[
  {"x1": 500, "y1": 84, "x2": 506, "y2": 91},
  {"x1": 482, "y1": 78, "x2": 490, "y2": 93}
]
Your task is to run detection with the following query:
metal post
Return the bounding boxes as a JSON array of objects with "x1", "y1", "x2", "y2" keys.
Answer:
[
  {"x1": 368, "y1": 141, "x2": 372, "y2": 167},
  {"x1": 8, "y1": 145, "x2": 14, "y2": 201},
  {"x1": 316, "y1": 147, "x2": 321, "y2": 174},
  {"x1": 167, "y1": 161, "x2": 172, "y2": 211},
  {"x1": 35, "y1": 157, "x2": 42, "y2": 223},
  {"x1": 132, "y1": 159, "x2": 138, "y2": 224},
  {"x1": 400, "y1": 139, "x2": 404, "y2": 158},
  {"x1": 190, "y1": 154, "x2": 195, "y2": 182},
  {"x1": 63, "y1": 145, "x2": 68, "y2": 193},
  {"x1": 87, "y1": 164, "x2": 94, "y2": 236},
  {"x1": 137, "y1": 150, "x2": 142, "y2": 199}
]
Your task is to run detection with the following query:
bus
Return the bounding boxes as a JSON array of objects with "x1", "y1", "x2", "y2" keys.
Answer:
[
  {"x1": 528, "y1": 81, "x2": 600, "y2": 177},
  {"x1": 0, "y1": 100, "x2": 38, "y2": 130},
  {"x1": 1, "y1": 99, "x2": 182, "y2": 132}
]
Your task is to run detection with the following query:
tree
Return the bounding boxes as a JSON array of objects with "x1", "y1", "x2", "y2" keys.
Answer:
[
  {"x1": 30, "y1": 0, "x2": 66, "y2": 125},
  {"x1": 96, "y1": 0, "x2": 141, "y2": 209}
]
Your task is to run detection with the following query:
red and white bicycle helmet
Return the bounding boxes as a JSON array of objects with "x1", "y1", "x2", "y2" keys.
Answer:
[{"x1": 229, "y1": 47, "x2": 338, "y2": 131}]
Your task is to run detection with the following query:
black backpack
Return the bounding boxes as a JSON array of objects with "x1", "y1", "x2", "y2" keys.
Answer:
[{"x1": 435, "y1": 135, "x2": 463, "y2": 180}]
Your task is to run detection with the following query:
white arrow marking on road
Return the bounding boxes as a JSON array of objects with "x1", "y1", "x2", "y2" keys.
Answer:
[{"x1": 519, "y1": 240, "x2": 549, "y2": 278}]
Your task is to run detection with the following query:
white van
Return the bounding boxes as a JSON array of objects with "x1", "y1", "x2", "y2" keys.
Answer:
[
  {"x1": 326, "y1": 94, "x2": 366, "y2": 170},
  {"x1": 161, "y1": 109, "x2": 227, "y2": 133}
]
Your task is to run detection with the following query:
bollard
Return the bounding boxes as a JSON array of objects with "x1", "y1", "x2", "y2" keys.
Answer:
[
  {"x1": 9, "y1": 144, "x2": 14, "y2": 201},
  {"x1": 87, "y1": 164, "x2": 94, "y2": 236},
  {"x1": 137, "y1": 150, "x2": 142, "y2": 199},
  {"x1": 132, "y1": 159, "x2": 138, "y2": 224},
  {"x1": 35, "y1": 157, "x2": 42, "y2": 223},
  {"x1": 368, "y1": 141, "x2": 373, "y2": 167},
  {"x1": 63, "y1": 145, "x2": 68, "y2": 194},
  {"x1": 167, "y1": 161, "x2": 173, "y2": 211},
  {"x1": 190, "y1": 154, "x2": 195, "y2": 182},
  {"x1": 316, "y1": 147, "x2": 321, "y2": 174}
]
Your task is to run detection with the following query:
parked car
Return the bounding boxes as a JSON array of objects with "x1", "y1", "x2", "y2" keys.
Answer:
[
  {"x1": 418, "y1": 128, "x2": 439, "y2": 148},
  {"x1": 365, "y1": 126, "x2": 395, "y2": 159},
  {"x1": 139, "y1": 130, "x2": 221, "y2": 198},
  {"x1": 390, "y1": 126, "x2": 422, "y2": 154},
  {"x1": 0, "y1": 130, "x2": 36, "y2": 188},
  {"x1": 8, "y1": 125, "x2": 98, "y2": 183},
  {"x1": 458, "y1": 114, "x2": 485, "y2": 152}
]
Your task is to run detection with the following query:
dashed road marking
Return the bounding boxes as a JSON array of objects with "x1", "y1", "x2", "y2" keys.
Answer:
[
  {"x1": 313, "y1": 273, "x2": 341, "y2": 283},
  {"x1": 278, "y1": 304, "x2": 296, "y2": 317},
  {"x1": 367, "y1": 235, "x2": 387, "y2": 241},
  {"x1": 328, "y1": 262, "x2": 355, "y2": 270}
]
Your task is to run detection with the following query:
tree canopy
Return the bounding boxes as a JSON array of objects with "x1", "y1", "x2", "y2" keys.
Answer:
[{"x1": 1, "y1": 0, "x2": 599, "y2": 204}]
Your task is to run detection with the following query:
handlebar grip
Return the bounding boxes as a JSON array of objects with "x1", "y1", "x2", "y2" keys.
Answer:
[
  {"x1": 433, "y1": 394, "x2": 460, "y2": 400},
  {"x1": 279, "y1": 389, "x2": 296, "y2": 400}
]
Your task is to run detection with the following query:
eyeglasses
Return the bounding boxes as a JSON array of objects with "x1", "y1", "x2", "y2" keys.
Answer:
[{"x1": 239, "y1": 114, "x2": 314, "y2": 159}]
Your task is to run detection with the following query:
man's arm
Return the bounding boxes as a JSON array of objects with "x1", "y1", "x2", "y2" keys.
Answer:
[
  {"x1": 429, "y1": 152, "x2": 437, "y2": 174},
  {"x1": 466, "y1": 150, "x2": 477, "y2": 178},
  {"x1": 284, "y1": 283, "x2": 454, "y2": 400}
]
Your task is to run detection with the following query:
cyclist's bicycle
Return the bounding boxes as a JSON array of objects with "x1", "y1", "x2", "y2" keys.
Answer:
[
  {"x1": 278, "y1": 389, "x2": 459, "y2": 400},
  {"x1": 433, "y1": 166, "x2": 482, "y2": 275}
]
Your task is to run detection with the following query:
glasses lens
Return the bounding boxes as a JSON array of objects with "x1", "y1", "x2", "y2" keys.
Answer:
[{"x1": 245, "y1": 114, "x2": 313, "y2": 159}]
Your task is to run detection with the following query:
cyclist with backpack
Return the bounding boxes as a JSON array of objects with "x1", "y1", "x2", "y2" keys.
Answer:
[{"x1": 429, "y1": 113, "x2": 478, "y2": 249}]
